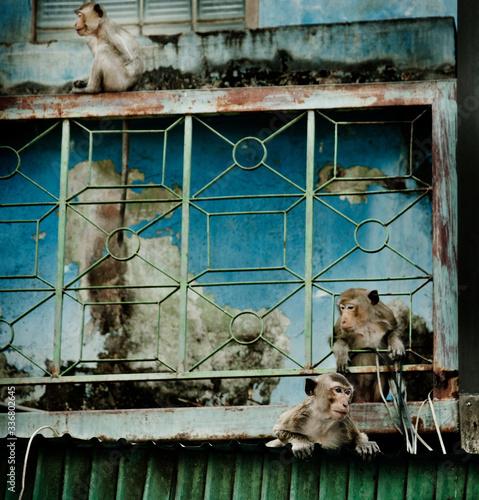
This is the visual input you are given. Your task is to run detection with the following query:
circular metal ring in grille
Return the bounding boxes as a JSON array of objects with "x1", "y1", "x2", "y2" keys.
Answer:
[
  {"x1": 0, "y1": 146, "x2": 20, "y2": 179},
  {"x1": 106, "y1": 228, "x2": 141, "y2": 261},
  {"x1": 229, "y1": 311, "x2": 264, "y2": 345},
  {"x1": 233, "y1": 137, "x2": 267, "y2": 170},
  {"x1": 354, "y1": 219, "x2": 390, "y2": 253},
  {"x1": 0, "y1": 320, "x2": 14, "y2": 351}
]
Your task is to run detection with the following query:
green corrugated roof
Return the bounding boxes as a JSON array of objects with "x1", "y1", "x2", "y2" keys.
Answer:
[{"x1": 2, "y1": 437, "x2": 479, "y2": 500}]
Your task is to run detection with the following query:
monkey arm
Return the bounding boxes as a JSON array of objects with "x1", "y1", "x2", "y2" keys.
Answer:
[
  {"x1": 386, "y1": 324, "x2": 406, "y2": 360},
  {"x1": 274, "y1": 429, "x2": 316, "y2": 459},
  {"x1": 353, "y1": 432, "x2": 380, "y2": 460},
  {"x1": 342, "y1": 416, "x2": 380, "y2": 459},
  {"x1": 71, "y1": 56, "x2": 103, "y2": 94},
  {"x1": 353, "y1": 430, "x2": 381, "y2": 460},
  {"x1": 331, "y1": 337, "x2": 351, "y2": 372}
]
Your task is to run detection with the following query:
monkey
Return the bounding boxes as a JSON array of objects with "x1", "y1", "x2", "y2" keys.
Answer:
[
  {"x1": 266, "y1": 373, "x2": 380, "y2": 460},
  {"x1": 331, "y1": 288, "x2": 406, "y2": 402},
  {"x1": 71, "y1": 3, "x2": 143, "y2": 94}
]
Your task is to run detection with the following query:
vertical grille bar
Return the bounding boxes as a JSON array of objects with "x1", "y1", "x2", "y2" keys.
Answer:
[
  {"x1": 178, "y1": 115, "x2": 193, "y2": 373},
  {"x1": 304, "y1": 110, "x2": 315, "y2": 365},
  {"x1": 53, "y1": 119, "x2": 70, "y2": 377}
]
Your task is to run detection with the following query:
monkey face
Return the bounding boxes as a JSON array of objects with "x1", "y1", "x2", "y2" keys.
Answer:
[
  {"x1": 338, "y1": 301, "x2": 365, "y2": 332},
  {"x1": 329, "y1": 385, "x2": 352, "y2": 420},
  {"x1": 336, "y1": 288, "x2": 380, "y2": 333},
  {"x1": 75, "y1": 5, "x2": 101, "y2": 36},
  {"x1": 75, "y1": 11, "x2": 87, "y2": 35},
  {"x1": 305, "y1": 374, "x2": 353, "y2": 420}
]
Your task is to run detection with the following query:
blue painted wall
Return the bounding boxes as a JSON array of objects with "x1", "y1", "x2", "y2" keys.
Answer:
[{"x1": 259, "y1": 0, "x2": 456, "y2": 27}]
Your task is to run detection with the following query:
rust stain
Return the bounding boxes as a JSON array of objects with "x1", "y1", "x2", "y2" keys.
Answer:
[
  {"x1": 410, "y1": 416, "x2": 425, "y2": 433},
  {"x1": 300, "y1": 366, "x2": 316, "y2": 373},
  {"x1": 215, "y1": 87, "x2": 273, "y2": 112},
  {"x1": 434, "y1": 370, "x2": 459, "y2": 399},
  {"x1": 172, "y1": 432, "x2": 192, "y2": 440},
  {"x1": 166, "y1": 432, "x2": 271, "y2": 442},
  {"x1": 224, "y1": 407, "x2": 244, "y2": 412}
]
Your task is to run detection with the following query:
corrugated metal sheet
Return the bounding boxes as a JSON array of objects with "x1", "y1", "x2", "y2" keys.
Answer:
[{"x1": 2, "y1": 437, "x2": 478, "y2": 500}]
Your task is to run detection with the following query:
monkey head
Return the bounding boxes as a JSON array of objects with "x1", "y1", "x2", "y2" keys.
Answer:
[
  {"x1": 336, "y1": 288, "x2": 380, "y2": 333},
  {"x1": 305, "y1": 373, "x2": 353, "y2": 421},
  {"x1": 75, "y1": 3, "x2": 105, "y2": 37}
]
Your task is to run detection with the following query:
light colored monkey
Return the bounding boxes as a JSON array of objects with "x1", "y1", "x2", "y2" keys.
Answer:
[
  {"x1": 331, "y1": 288, "x2": 406, "y2": 402},
  {"x1": 266, "y1": 373, "x2": 380, "y2": 460},
  {"x1": 72, "y1": 2, "x2": 143, "y2": 94}
]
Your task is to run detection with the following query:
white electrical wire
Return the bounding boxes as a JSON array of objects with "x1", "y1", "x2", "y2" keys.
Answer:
[
  {"x1": 414, "y1": 395, "x2": 431, "y2": 452},
  {"x1": 428, "y1": 390, "x2": 447, "y2": 454},
  {"x1": 376, "y1": 356, "x2": 405, "y2": 436},
  {"x1": 376, "y1": 355, "x2": 433, "y2": 453},
  {"x1": 19, "y1": 426, "x2": 61, "y2": 500}
]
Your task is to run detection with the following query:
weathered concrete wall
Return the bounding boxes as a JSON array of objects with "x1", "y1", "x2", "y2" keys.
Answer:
[
  {"x1": 0, "y1": 0, "x2": 31, "y2": 43},
  {"x1": 0, "y1": 18, "x2": 456, "y2": 95},
  {"x1": 259, "y1": 0, "x2": 456, "y2": 27},
  {"x1": 140, "y1": 18, "x2": 455, "y2": 90}
]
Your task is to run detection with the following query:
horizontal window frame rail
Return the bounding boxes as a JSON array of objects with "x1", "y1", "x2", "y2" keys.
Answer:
[
  {"x1": 0, "y1": 81, "x2": 456, "y2": 120},
  {"x1": 3, "y1": 363, "x2": 433, "y2": 387},
  {"x1": 0, "y1": 82, "x2": 457, "y2": 402},
  {"x1": 2, "y1": 400, "x2": 459, "y2": 439}
]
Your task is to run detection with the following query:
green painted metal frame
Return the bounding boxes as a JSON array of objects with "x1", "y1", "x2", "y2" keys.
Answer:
[{"x1": 0, "y1": 82, "x2": 457, "y2": 406}]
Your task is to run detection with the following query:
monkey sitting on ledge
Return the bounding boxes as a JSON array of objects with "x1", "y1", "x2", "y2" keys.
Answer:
[
  {"x1": 266, "y1": 373, "x2": 380, "y2": 460},
  {"x1": 72, "y1": 2, "x2": 143, "y2": 94}
]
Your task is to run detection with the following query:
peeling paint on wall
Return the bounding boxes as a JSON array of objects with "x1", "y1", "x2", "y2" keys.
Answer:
[
  {"x1": 317, "y1": 163, "x2": 407, "y2": 204},
  {"x1": 57, "y1": 158, "x2": 291, "y2": 409}
]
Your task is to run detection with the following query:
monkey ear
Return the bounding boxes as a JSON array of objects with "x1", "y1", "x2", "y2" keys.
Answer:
[
  {"x1": 305, "y1": 378, "x2": 317, "y2": 396},
  {"x1": 94, "y1": 3, "x2": 104, "y2": 18},
  {"x1": 368, "y1": 290, "x2": 379, "y2": 305}
]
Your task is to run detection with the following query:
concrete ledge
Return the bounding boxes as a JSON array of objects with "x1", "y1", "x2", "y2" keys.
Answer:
[{"x1": 1, "y1": 400, "x2": 459, "y2": 441}]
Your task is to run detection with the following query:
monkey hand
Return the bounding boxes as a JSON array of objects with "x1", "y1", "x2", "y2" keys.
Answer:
[
  {"x1": 335, "y1": 356, "x2": 350, "y2": 373},
  {"x1": 291, "y1": 440, "x2": 315, "y2": 459},
  {"x1": 332, "y1": 341, "x2": 351, "y2": 372},
  {"x1": 388, "y1": 338, "x2": 406, "y2": 360},
  {"x1": 71, "y1": 80, "x2": 88, "y2": 94},
  {"x1": 355, "y1": 440, "x2": 380, "y2": 460}
]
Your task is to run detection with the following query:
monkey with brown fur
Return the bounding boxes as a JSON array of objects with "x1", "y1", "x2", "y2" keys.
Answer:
[
  {"x1": 266, "y1": 373, "x2": 380, "y2": 460},
  {"x1": 331, "y1": 288, "x2": 406, "y2": 402},
  {"x1": 72, "y1": 2, "x2": 143, "y2": 94}
]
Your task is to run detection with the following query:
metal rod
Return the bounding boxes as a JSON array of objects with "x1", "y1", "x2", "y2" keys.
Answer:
[
  {"x1": 304, "y1": 110, "x2": 315, "y2": 365},
  {"x1": 178, "y1": 116, "x2": 193, "y2": 372},
  {"x1": 1, "y1": 363, "x2": 434, "y2": 386},
  {"x1": 52, "y1": 121, "x2": 70, "y2": 377},
  {"x1": 118, "y1": 119, "x2": 130, "y2": 246}
]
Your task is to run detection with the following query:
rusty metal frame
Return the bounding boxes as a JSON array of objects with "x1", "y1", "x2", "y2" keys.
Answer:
[{"x1": 0, "y1": 81, "x2": 457, "y2": 438}]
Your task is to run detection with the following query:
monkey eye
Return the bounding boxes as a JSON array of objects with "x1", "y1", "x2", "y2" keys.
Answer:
[
  {"x1": 345, "y1": 389, "x2": 352, "y2": 397},
  {"x1": 334, "y1": 387, "x2": 343, "y2": 393}
]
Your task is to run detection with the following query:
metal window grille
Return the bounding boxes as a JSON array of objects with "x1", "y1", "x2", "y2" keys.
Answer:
[
  {"x1": 0, "y1": 83, "x2": 457, "y2": 423},
  {"x1": 36, "y1": 0, "x2": 245, "y2": 38}
]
